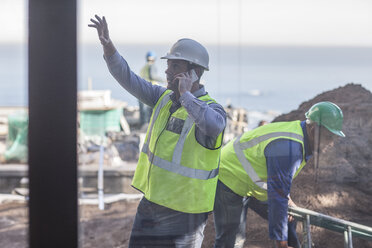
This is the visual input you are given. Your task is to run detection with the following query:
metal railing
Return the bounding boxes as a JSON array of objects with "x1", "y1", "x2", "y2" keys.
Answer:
[{"x1": 288, "y1": 206, "x2": 372, "y2": 248}]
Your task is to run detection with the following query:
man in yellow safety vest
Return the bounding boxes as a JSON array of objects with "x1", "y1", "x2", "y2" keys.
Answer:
[
  {"x1": 214, "y1": 102, "x2": 345, "y2": 248},
  {"x1": 89, "y1": 15, "x2": 226, "y2": 248}
]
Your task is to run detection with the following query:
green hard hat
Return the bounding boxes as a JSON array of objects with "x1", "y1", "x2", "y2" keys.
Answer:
[{"x1": 305, "y1": 101, "x2": 345, "y2": 137}]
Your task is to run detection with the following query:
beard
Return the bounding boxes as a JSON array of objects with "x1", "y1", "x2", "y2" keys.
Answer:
[{"x1": 167, "y1": 78, "x2": 178, "y2": 92}]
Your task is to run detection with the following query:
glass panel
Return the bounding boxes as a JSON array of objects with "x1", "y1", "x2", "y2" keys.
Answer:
[
  {"x1": 78, "y1": 1, "x2": 372, "y2": 248},
  {"x1": 78, "y1": 1, "x2": 144, "y2": 246},
  {"x1": 0, "y1": 1, "x2": 28, "y2": 248}
]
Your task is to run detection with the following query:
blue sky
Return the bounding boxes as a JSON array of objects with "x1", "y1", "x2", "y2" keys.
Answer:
[{"x1": 2, "y1": 0, "x2": 372, "y2": 46}]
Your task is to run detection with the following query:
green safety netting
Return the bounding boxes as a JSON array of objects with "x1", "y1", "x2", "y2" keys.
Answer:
[
  {"x1": 3, "y1": 108, "x2": 123, "y2": 163},
  {"x1": 5, "y1": 111, "x2": 28, "y2": 163},
  {"x1": 79, "y1": 108, "x2": 123, "y2": 137}
]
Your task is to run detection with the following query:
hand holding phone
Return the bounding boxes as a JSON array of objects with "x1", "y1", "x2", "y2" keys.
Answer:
[
  {"x1": 189, "y1": 69, "x2": 199, "y2": 84},
  {"x1": 176, "y1": 69, "x2": 199, "y2": 96}
]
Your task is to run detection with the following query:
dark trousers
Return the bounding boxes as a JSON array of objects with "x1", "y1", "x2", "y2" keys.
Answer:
[
  {"x1": 129, "y1": 197, "x2": 208, "y2": 248},
  {"x1": 213, "y1": 180, "x2": 300, "y2": 248}
]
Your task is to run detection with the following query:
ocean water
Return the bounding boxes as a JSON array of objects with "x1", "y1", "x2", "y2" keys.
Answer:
[{"x1": 1, "y1": 43, "x2": 372, "y2": 114}]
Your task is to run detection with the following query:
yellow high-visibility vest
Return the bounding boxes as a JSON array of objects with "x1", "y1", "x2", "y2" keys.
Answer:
[
  {"x1": 219, "y1": 121, "x2": 306, "y2": 201},
  {"x1": 132, "y1": 90, "x2": 224, "y2": 213}
]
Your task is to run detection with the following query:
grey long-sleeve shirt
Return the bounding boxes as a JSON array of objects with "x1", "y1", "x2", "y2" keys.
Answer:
[{"x1": 104, "y1": 51, "x2": 226, "y2": 148}]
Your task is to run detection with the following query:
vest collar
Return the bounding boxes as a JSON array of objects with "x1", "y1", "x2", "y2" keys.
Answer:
[{"x1": 192, "y1": 85, "x2": 206, "y2": 98}]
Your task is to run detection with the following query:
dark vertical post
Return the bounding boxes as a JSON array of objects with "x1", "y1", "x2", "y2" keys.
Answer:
[{"x1": 28, "y1": 0, "x2": 78, "y2": 247}]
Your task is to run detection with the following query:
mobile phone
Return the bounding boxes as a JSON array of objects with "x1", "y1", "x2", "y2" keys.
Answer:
[
  {"x1": 172, "y1": 70, "x2": 198, "y2": 94},
  {"x1": 189, "y1": 69, "x2": 198, "y2": 83}
]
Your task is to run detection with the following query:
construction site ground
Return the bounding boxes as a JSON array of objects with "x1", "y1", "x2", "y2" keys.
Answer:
[
  {"x1": 1, "y1": 84, "x2": 372, "y2": 248},
  {"x1": 0, "y1": 192, "x2": 371, "y2": 248}
]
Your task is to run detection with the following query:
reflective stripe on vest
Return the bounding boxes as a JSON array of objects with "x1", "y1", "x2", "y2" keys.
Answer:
[
  {"x1": 141, "y1": 93, "x2": 219, "y2": 180},
  {"x1": 233, "y1": 132, "x2": 304, "y2": 190},
  {"x1": 143, "y1": 93, "x2": 170, "y2": 147}
]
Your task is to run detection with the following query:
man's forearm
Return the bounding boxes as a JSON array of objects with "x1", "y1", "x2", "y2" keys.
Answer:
[
  {"x1": 179, "y1": 92, "x2": 226, "y2": 137},
  {"x1": 103, "y1": 40, "x2": 116, "y2": 58},
  {"x1": 105, "y1": 51, "x2": 165, "y2": 107}
]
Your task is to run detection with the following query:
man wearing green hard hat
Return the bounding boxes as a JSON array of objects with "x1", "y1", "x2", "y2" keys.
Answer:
[
  {"x1": 213, "y1": 101, "x2": 345, "y2": 248},
  {"x1": 305, "y1": 101, "x2": 345, "y2": 137}
]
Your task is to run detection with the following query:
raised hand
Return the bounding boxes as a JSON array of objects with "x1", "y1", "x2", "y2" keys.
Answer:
[{"x1": 88, "y1": 15, "x2": 111, "y2": 46}]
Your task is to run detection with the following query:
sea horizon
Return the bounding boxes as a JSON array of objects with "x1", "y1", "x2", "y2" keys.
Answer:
[{"x1": 1, "y1": 43, "x2": 372, "y2": 114}]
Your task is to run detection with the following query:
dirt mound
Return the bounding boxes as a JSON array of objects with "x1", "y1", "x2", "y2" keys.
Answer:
[
  {"x1": 270, "y1": 83, "x2": 372, "y2": 247},
  {"x1": 274, "y1": 83, "x2": 372, "y2": 192}
]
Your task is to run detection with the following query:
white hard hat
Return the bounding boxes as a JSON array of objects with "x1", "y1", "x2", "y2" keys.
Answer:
[{"x1": 161, "y1": 38, "x2": 209, "y2": 70}]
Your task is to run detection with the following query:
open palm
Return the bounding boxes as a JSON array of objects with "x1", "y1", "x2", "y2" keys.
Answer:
[{"x1": 88, "y1": 15, "x2": 110, "y2": 46}]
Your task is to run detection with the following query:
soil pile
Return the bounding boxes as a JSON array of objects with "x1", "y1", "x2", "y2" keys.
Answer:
[{"x1": 268, "y1": 83, "x2": 372, "y2": 247}]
